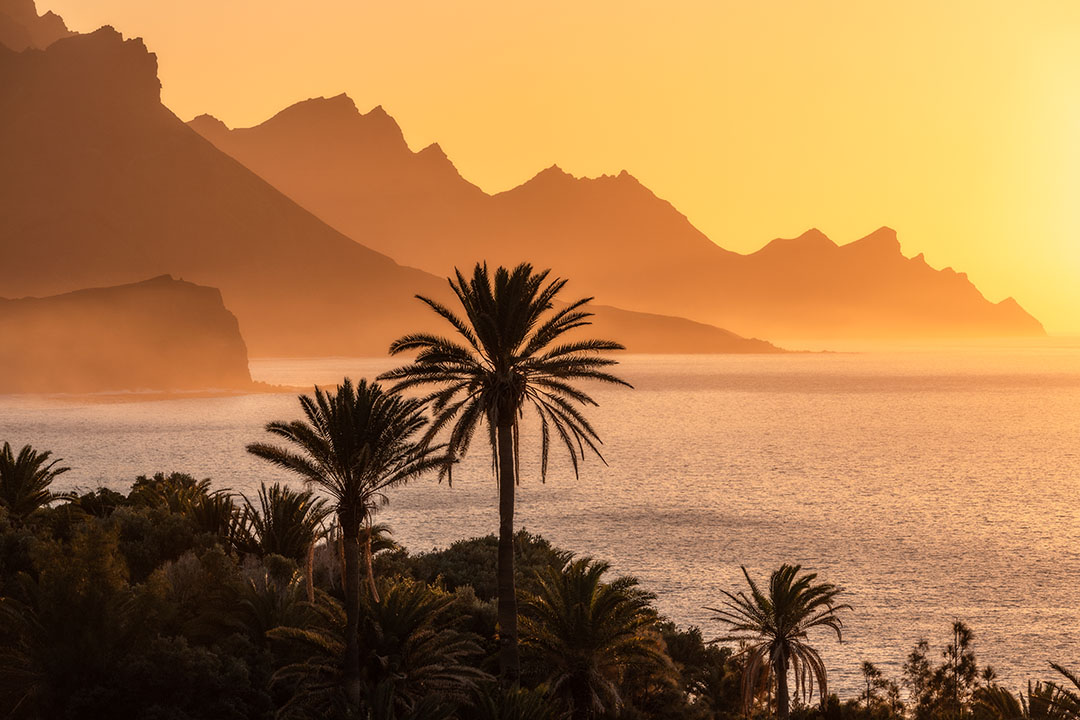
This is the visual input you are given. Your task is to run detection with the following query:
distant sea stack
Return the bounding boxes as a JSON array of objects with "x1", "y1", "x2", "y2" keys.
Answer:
[{"x1": 0, "y1": 276, "x2": 253, "y2": 393}]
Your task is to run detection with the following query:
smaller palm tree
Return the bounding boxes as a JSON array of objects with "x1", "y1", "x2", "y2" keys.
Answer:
[
  {"x1": 707, "y1": 564, "x2": 850, "y2": 720},
  {"x1": 238, "y1": 482, "x2": 331, "y2": 562},
  {"x1": 519, "y1": 557, "x2": 671, "y2": 719},
  {"x1": 247, "y1": 377, "x2": 449, "y2": 712},
  {"x1": 0, "y1": 442, "x2": 69, "y2": 523}
]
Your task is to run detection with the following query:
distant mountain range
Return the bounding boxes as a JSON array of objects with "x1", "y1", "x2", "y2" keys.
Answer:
[
  {"x1": 191, "y1": 95, "x2": 1043, "y2": 341},
  {"x1": 0, "y1": 276, "x2": 252, "y2": 393},
  {"x1": 0, "y1": 12, "x2": 781, "y2": 361}
]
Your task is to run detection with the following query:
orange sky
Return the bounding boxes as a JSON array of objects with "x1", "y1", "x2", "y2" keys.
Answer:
[{"x1": 41, "y1": 0, "x2": 1080, "y2": 333}]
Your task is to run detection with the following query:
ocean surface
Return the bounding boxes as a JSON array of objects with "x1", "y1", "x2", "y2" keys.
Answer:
[{"x1": 2, "y1": 346, "x2": 1079, "y2": 696}]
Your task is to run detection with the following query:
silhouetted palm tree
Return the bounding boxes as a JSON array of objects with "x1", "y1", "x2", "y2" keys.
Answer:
[
  {"x1": 381, "y1": 263, "x2": 629, "y2": 681},
  {"x1": 519, "y1": 557, "x2": 671, "y2": 719},
  {"x1": 707, "y1": 564, "x2": 850, "y2": 720},
  {"x1": 247, "y1": 378, "x2": 447, "y2": 712},
  {"x1": 0, "y1": 442, "x2": 68, "y2": 523}
]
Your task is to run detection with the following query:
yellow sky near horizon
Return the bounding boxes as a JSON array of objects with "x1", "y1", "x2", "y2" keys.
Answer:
[{"x1": 39, "y1": 0, "x2": 1080, "y2": 333}]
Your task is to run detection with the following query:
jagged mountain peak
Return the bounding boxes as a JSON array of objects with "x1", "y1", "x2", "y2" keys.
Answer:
[
  {"x1": 0, "y1": 0, "x2": 73, "y2": 51},
  {"x1": 846, "y1": 226, "x2": 901, "y2": 254},
  {"x1": 511, "y1": 164, "x2": 649, "y2": 197},
  {"x1": 754, "y1": 228, "x2": 837, "y2": 256},
  {"x1": 16, "y1": 26, "x2": 162, "y2": 106},
  {"x1": 242, "y1": 93, "x2": 408, "y2": 150},
  {"x1": 187, "y1": 113, "x2": 228, "y2": 138}
]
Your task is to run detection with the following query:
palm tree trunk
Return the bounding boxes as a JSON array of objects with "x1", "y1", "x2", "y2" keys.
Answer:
[
  {"x1": 305, "y1": 541, "x2": 315, "y2": 604},
  {"x1": 364, "y1": 530, "x2": 380, "y2": 602},
  {"x1": 341, "y1": 514, "x2": 363, "y2": 711},
  {"x1": 776, "y1": 650, "x2": 791, "y2": 720},
  {"x1": 496, "y1": 418, "x2": 520, "y2": 683}
]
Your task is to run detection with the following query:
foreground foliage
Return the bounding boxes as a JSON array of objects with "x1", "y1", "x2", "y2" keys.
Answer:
[{"x1": 0, "y1": 448, "x2": 1075, "y2": 720}]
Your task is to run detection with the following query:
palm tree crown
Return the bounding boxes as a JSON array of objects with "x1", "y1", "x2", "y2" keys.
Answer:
[
  {"x1": 708, "y1": 564, "x2": 850, "y2": 720},
  {"x1": 0, "y1": 442, "x2": 69, "y2": 522},
  {"x1": 247, "y1": 378, "x2": 445, "y2": 529},
  {"x1": 237, "y1": 482, "x2": 331, "y2": 562},
  {"x1": 380, "y1": 262, "x2": 630, "y2": 682},
  {"x1": 380, "y1": 262, "x2": 630, "y2": 481}
]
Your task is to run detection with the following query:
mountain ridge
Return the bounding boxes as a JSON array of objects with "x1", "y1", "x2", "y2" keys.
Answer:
[{"x1": 191, "y1": 94, "x2": 1041, "y2": 340}]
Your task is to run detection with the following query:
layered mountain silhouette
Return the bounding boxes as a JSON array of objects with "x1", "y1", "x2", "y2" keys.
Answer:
[
  {"x1": 192, "y1": 95, "x2": 1043, "y2": 340},
  {"x1": 0, "y1": 276, "x2": 252, "y2": 393},
  {"x1": 0, "y1": 15, "x2": 779, "y2": 361},
  {"x1": 0, "y1": 26, "x2": 442, "y2": 356}
]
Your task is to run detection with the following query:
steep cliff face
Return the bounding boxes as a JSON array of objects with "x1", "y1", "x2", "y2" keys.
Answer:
[{"x1": 0, "y1": 276, "x2": 253, "y2": 393}]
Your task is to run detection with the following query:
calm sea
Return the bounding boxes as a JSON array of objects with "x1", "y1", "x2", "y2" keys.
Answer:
[{"x1": 2, "y1": 347, "x2": 1079, "y2": 696}]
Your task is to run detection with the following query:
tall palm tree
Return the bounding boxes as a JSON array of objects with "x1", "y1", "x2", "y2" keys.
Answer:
[
  {"x1": 247, "y1": 378, "x2": 447, "y2": 712},
  {"x1": 0, "y1": 442, "x2": 69, "y2": 523},
  {"x1": 707, "y1": 564, "x2": 850, "y2": 720},
  {"x1": 381, "y1": 262, "x2": 630, "y2": 681},
  {"x1": 519, "y1": 557, "x2": 672, "y2": 719}
]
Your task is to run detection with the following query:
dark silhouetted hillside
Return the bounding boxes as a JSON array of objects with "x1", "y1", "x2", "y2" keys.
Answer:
[
  {"x1": 191, "y1": 96, "x2": 1044, "y2": 341},
  {"x1": 0, "y1": 276, "x2": 253, "y2": 393}
]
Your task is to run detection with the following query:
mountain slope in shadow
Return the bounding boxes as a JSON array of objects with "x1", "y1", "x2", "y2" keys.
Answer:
[{"x1": 191, "y1": 96, "x2": 1043, "y2": 341}]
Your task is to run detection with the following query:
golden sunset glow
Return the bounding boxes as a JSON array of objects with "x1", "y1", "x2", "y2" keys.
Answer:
[{"x1": 39, "y1": 0, "x2": 1080, "y2": 332}]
